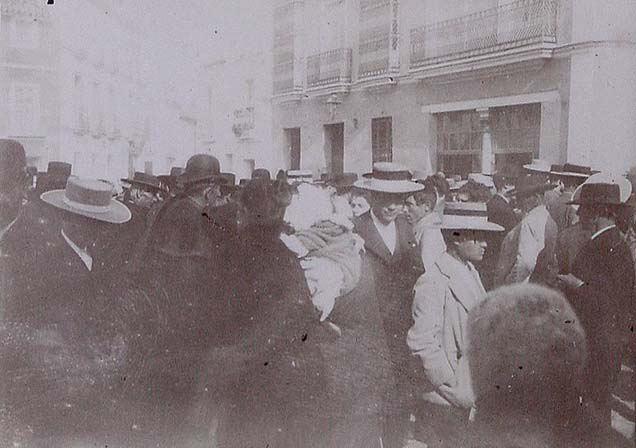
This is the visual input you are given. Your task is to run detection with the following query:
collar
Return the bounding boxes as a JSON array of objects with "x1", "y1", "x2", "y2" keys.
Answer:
[
  {"x1": 370, "y1": 210, "x2": 395, "y2": 230},
  {"x1": 61, "y1": 229, "x2": 93, "y2": 271},
  {"x1": 496, "y1": 192, "x2": 510, "y2": 204},
  {"x1": 591, "y1": 224, "x2": 616, "y2": 241}
]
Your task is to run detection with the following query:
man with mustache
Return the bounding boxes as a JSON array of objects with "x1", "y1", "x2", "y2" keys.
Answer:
[{"x1": 353, "y1": 163, "x2": 424, "y2": 447}]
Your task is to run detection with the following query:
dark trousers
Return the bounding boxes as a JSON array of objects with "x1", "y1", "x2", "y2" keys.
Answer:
[{"x1": 414, "y1": 401, "x2": 471, "y2": 448}]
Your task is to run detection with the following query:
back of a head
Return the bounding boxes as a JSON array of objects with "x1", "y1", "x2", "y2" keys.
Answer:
[
  {"x1": 239, "y1": 179, "x2": 291, "y2": 230},
  {"x1": 412, "y1": 184, "x2": 437, "y2": 209},
  {"x1": 467, "y1": 284, "x2": 587, "y2": 427},
  {"x1": 0, "y1": 139, "x2": 27, "y2": 192}
]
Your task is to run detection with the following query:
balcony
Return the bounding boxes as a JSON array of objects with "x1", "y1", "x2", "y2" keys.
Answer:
[
  {"x1": 410, "y1": 0, "x2": 557, "y2": 77},
  {"x1": 306, "y1": 48, "x2": 352, "y2": 94}
]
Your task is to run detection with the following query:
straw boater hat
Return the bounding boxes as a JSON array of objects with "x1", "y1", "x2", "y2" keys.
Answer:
[
  {"x1": 286, "y1": 169, "x2": 313, "y2": 183},
  {"x1": 41, "y1": 177, "x2": 131, "y2": 224},
  {"x1": 444, "y1": 201, "x2": 488, "y2": 217},
  {"x1": 439, "y1": 213, "x2": 504, "y2": 233},
  {"x1": 355, "y1": 162, "x2": 423, "y2": 194}
]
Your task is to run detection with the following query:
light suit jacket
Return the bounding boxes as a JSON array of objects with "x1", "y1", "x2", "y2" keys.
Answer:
[
  {"x1": 407, "y1": 252, "x2": 485, "y2": 408},
  {"x1": 494, "y1": 205, "x2": 558, "y2": 287}
]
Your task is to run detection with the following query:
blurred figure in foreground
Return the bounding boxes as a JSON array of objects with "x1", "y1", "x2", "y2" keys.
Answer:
[{"x1": 467, "y1": 284, "x2": 590, "y2": 447}]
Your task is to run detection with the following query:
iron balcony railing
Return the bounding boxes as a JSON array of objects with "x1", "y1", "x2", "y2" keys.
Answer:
[
  {"x1": 306, "y1": 48, "x2": 353, "y2": 89},
  {"x1": 410, "y1": 0, "x2": 557, "y2": 69}
]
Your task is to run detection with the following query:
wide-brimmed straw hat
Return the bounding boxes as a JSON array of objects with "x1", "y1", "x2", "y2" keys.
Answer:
[
  {"x1": 568, "y1": 183, "x2": 623, "y2": 207},
  {"x1": 41, "y1": 177, "x2": 131, "y2": 224},
  {"x1": 523, "y1": 159, "x2": 552, "y2": 174},
  {"x1": 550, "y1": 163, "x2": 593, "y2": 179},
  {"x1": 121, "y1": 171, "x2": 163, "y2": 191},
  {"x1": 355, "y1": 162, "x2": 423, "y2": 195},
  {"x1": 286, "y1": 169, "x2": 313, "y2": 183}
]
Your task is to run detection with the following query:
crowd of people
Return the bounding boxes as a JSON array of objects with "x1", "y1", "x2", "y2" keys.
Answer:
[{"x1": 0, "y1": 137, "x2": 634, "y2": 447}]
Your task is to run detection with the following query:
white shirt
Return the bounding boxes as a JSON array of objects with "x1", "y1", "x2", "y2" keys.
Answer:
[
  {"x1": 371, "y1": 210, "x2": 397, "y2": 255},
  {"x1": 61, "y1": 229, "x2": 93, "y2": 271},
  {"x1": 591, "y1": 224, "x2": 616, "y2": 241}
]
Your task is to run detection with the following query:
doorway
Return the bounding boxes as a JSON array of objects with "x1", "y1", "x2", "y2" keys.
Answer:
[
  {"x1": 324, "y1": 122, "x2": 344, "y2": 174},
  {"x1": 284, "y1": 128, "x2": 301, "y2": 170}
]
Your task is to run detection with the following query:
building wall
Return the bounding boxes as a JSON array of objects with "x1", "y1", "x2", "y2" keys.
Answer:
[
  {"x1": 271, "y1": 0, "x2": 636, "y2": 176},
  {"x1": 0, "y1": 1, "x2": 60, "y2": 171}
]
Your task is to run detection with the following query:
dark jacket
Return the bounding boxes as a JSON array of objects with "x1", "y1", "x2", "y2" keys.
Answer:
[
  {"x1": 568, "y1": 227, "x2": 634, "y2": 427},
  {"x1": 487, "y1": 194, "x2": 518, "y2": 232},
  {"x1": 353, "y1": 211, "x2": 424, "y2": 444},
  {"x1": 213, "y1": 225, "x2": 326, "y2": 447},
  {"x1": 556, "y1": 222, "x2": 592, "y2": 274}
]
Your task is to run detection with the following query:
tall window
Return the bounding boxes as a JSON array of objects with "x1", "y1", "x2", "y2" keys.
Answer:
[
  {"x1": 372, "y1": 116, "x2": 393, "y2": 163},
  {"x1": 491, "y1": 103, "x2": 540, "y2": 170},
  {"x1": 9, "y1": 82, "x2": 41, "y2": 136},
  {"x1": 436, "y1": 110, "x2": 482, "y2": 177}
]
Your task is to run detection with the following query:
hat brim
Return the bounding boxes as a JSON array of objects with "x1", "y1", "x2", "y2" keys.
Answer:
[
  {"x1": 40, "y1": 189, "x2": 131, "y2": 224},
  {"x1": 178, "y1": 174, "x2": 229, "y2": 186},
  {"x1": 439, "y1": 214, "x2": 504, "y2": 232},
  {"x1": 121, "y1": 178, "x2": 165, "y2": 191},
  {"x1": 567, "y1": 198, "x2": 622, "y2": 206},
  {"x1": 550, "y1": 171, "x2": 590, "y2": 179},
  {"x1": 523, "y1": 164, "x2": 552, "y2": 173},
  {"x1": 353, "y1": 178, "x2": 424, "y2": 194},
  {"x1": 509, "y1": 183, "x2": 557, "y2": 199}
]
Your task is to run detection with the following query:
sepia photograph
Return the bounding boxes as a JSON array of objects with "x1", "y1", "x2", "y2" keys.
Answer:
[{"x1": 0, "y1": 0, "x2": 634, "y2": 446}]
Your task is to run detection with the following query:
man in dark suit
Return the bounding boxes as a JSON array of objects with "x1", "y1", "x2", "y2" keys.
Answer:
[
  {"x1": 559, "y1": 182, "x2": 635, "y2": 434},
  {"x1": 1, "y1": 176, "x2": 136, "y2": 444},
  {"x1": 353, "y1": 163, "x2": 424, "y2": 447},
  {"x1": 486, "y1": 173, "x2": 518, "y2": 232}
]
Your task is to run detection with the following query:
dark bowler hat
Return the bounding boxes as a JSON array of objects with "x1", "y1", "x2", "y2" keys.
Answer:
[
  {"x1": 509, "y1": 174, "x2": 556, "y2": 199},
  {"x1": 220, "y1": 172, "x2": 236, "y2": 186},
  {"x1": 568, "y1": 183, "x2": 622, "y2": 206},
  {"x1": 121, "y1": 171, "x2": 163, "y2": 191},
  {"x1": 0, "y1": 139, "x2": 27, "y2": 190},
  {"x1": 179, "y1": 154, "x2": 227, "y2": 186},
  {"x1": 40, "y1": 177, "x2": 131, "y2": 224},
  {"x1": 45, "y1": 161, "x2": 72, "y2": 177},
  {"x1": 251, "y1": 168, "x2": 271, "y2": 180},
  {"x1": 170, "y1": 166, "x2": 185, "y2": 177},
  {"x1": 36, "y1": 161, "x2": 73, "y2": 193},
  {"x1": 324, "y1": 172, "x2": 358, "y2": 189}
]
